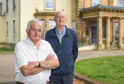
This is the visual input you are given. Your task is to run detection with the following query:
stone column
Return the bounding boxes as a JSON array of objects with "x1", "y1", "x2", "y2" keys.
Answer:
[
  {"x1": 106, "y1": 17, "x2": 111, "y2": 49},
  {"x1": 45, "y1": 17, "x2": 49, "y2": 32},
  {"x1": 89, "y1": 21, "x2": 92, "y2": 44},
  {"x1": 97, "y1": 16, "x2": 103, "y2": 50},
  {"x1": 82, "y1": 20, "x2": 86, "y2": 43},
  {"x1": 119, "y1": 18, "x2": 123, "y2": 49},
  {"x1": 78, "y1": 19, "x2": 83, "y2": 43}
]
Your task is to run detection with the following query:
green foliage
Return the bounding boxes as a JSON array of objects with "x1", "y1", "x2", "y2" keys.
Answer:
[
  {"x1": 0, "y1": 48, "x2": 13, "y2": 53},
  {"x1": 75, "y1": 56, "x2": 124, "y2": 84}
]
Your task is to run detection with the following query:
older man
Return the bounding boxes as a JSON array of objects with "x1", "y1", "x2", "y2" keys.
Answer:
[
  {"x1": 14, "y1": 20, "x2": 59, "y2": 84},
  {"x1": 45, "y1": 11, "x2": 78, "y2": 84}
]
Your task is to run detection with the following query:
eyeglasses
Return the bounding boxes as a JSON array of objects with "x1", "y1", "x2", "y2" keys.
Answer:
[
  {"x1": 56, "y1": 16, "x2": 65, "y2": 19},
  {"x1": 31, "y1": 28, "x2": 42, "y2": 32}
]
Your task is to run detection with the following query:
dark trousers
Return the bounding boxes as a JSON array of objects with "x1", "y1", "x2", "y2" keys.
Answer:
[{"x1": 49, "y1": 72, "x2": 74, "y2": 84}]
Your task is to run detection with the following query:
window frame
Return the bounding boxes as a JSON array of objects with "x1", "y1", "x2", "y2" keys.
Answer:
[
  {"x1": 49, "y1": 19, "x2": 56, "y2": 29},
  {"x1": 13, "y1": 0, "x2": 16, "y2": 11},
  {"x1": 6, "y1": 21, "x2": 8, "y2": 37},
  {"x1": 45, "y1": 0, "x2": 55, "y2": 11},
  {"x1": 6, "y1": 0, "x2": 9, "y2": 13},
  {"x1": 118, "y1": 0, "x2": 124, "y2": 7}
]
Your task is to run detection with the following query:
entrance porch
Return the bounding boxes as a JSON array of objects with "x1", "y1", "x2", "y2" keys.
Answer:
[{"x1": 79, "y1": 5, "x2": 124, "y2": 50}]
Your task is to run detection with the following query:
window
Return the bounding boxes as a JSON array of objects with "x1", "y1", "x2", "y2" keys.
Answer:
[
  {"x1": 13, "y1": 20, "x2": 16, "y2": 40},
  {"x1": 13, "y1": 0, "x2": 16, "y2": 10},
  {"x1": 92, "y1": 0, "x2": 100, "y2": 6},
  {"x1": 39, "y1": 19, "x2": 45, "y2": 30},
  {"x1": 6, "y1": 0, "x2": 9, "y2": 13},
  {"x1": 49, "y1": 19, "x2": 56, "y2": 29},
  {"x1": 123, "y1": 23, "x2": 124, "y2": 41},
  {"x1": 103, "y1": 21, "x2": 106, "y2": 40},
  {"x1": 6, "y1": 22, "x2": 8, "y2": 37},
  {"x1": 118, "y1": 0, "x2": 124, "y2": 7},
  {"x1": 86, "y1": 21, "x2": 89, "y2": 40},
  {"x1": 114, "y1": 22, "x2": 119, "y2": 42},
  {"x1": 45, "y1": 0, "x2": 55, "y2": 10},
  {"x1": 39, "y1": 19, "x2": 45, "y2": 39},
  {"x1": 92, "y1": 21, "x2": 97, "y2": 43},
  {"x1": 0, "y1": 3, "x2": 2, "y2": 15},
  {"x1": 72, "y1": 21, "x2": 76, "y2": 31}
]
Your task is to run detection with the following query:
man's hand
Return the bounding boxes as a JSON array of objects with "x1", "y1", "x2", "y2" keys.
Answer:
[
  {"x1": 39, "y1": 54, "x2": 59, "y2": 69},
  {"x1": 45, "y1": 54, "x2": 55, "y2": 61},
  {"x1": 28, "y1": 61, "x2": 39, "y2": 67}
]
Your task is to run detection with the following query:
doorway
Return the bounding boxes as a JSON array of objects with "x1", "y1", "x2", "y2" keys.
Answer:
[{"x1": 92, "y1": 26, "x2": 97, "y2": 43}]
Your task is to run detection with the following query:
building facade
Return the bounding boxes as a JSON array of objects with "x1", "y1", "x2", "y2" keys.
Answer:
[
  {"x1": 72, "y1": 0, "x2": 124, "y2": 50},
  {"x1": 0, "y1": 0, "x2": 72, "y2": 48},
  {"x1": 1, "y1": 0, "x2": 124, "y2": 50}
]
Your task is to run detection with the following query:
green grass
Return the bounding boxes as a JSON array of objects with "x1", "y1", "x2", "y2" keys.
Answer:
[
  {"x1": 0, "y1": 48, "x2": 13, "y2": 53},
  {"x1": 75, "y1": 56, "x2": 124, "y2": 84}
]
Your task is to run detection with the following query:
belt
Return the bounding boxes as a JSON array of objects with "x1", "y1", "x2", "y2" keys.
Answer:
[
  {"x1": 16, "y1": 81, "x2": 50, "y2": 84},
  {"x1": 16, "y1": 82, "x2": 24, "y2": 84},
  {"x1": 52, "y1": 72, "x2": 73, "y2": 76}
]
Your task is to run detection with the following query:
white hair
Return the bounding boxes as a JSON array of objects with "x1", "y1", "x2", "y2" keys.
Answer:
[{"x1": 26, "y1": 19, "x2": 43, "y2": 31}]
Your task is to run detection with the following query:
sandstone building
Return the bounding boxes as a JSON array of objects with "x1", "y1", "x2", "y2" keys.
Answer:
[{"x1": 72, "y1": 0, "x2": 124, "y2": 50}]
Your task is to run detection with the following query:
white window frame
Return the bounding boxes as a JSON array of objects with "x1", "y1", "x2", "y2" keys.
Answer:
[
  {"x1": 49, "y1": 19, "x2": 56, "y2": 29},
  {"x1": 13, "y1": 0, "x2": 16, "y2": 10},
  {"x1": 45, "y1": 0, "x2": 55, "y2": 10},
  {"x1": 118, "y1": 0, "x2": 124, "y2": 7}
]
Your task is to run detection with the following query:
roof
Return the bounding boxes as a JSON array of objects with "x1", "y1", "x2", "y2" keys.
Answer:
[{"x1": 80, "y1": 4, "x2": 124, "y2": 12}]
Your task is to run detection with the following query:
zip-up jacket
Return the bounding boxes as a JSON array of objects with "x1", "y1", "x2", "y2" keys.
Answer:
[{"x1": 45, "y1": 26, "x2": 78, "y2": 75}]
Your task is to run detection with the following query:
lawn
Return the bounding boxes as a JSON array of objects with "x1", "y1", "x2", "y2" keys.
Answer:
[
  {"x1": 75, "y1": 56, "x2": 124, "y2": 84},
  {"x1": 0, "y1": 48, "x2": 13, "y2": 53}
]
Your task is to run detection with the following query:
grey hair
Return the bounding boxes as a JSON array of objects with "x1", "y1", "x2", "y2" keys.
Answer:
[{"x1": 26, "y1": 19, "x2": 43, "y2": 31}]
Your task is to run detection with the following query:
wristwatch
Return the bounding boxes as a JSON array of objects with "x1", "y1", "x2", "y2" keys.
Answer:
[{"x1": 38, "y1": 62, "x2": 40, "y2": 67}]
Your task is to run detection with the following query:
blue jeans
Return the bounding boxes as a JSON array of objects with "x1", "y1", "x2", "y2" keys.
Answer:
[{"x1": 49, "y1": 72, "x2": 74, "y2": 84}]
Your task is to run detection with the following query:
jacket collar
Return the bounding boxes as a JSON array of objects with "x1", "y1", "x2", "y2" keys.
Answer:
[{"x1": 50, "y1": 26, "x2": 70, "y2": 37}]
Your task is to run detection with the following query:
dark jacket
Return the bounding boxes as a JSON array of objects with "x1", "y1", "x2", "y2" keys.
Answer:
[{"x1": 45, "y1": 26, "x2": 78, "y2": 75}]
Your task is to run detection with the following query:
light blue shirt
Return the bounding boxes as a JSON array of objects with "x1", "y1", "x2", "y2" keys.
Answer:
[{"x1": 55, "y1": 27, "x2": 66, "y2": 44}]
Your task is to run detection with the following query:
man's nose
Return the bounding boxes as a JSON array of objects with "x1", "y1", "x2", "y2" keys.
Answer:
[{"x1": 35, "y1": 30, "x2": 39, "y2": 34}]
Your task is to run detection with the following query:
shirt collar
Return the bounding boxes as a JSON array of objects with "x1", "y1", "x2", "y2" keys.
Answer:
[
  {"x1": 55, "y1": 26, "x2": 66, "y2": 36},
  {"x1": 26, "y1": 37, "x2": 42, "y2": 46}
]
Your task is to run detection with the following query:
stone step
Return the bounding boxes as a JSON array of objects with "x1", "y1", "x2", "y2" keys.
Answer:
[{"x1": 73, "y1": 79, "x2": 86, "y2": 84}]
